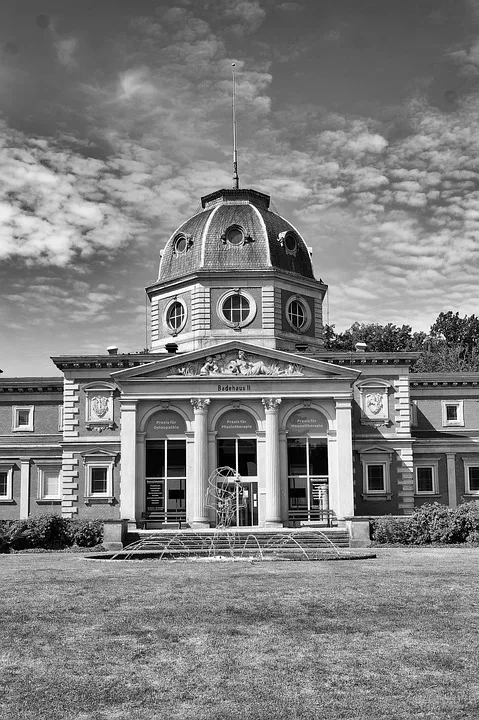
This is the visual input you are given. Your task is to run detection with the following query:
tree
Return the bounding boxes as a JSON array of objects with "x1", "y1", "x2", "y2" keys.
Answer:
[
  {"x1": 324, "y1": 314, "x2": 479, "y2": 372},
  {"x1": 324, "y1": 322, "x2": 427, "y2": 353}
]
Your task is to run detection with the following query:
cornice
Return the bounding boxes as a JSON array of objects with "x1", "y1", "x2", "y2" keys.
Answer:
[
  {"x1": 51, "y1": 355, "x2": 156, "y2": 371},
  {"x1": 310, "y1": 352, "x2": 420, "y2": 367},
  {"x1": 411, "y1": 373, "x2": 479, "y2": 387},
  {"x1": 0, "y1": 378, "x2": 63, "y2": 393}
]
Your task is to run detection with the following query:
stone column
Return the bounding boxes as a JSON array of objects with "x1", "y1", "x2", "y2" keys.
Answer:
[
  {"x1": 191, "y1": 398, "x2": 210, "y2": 528},
  {"x1": 446, "y1": 453, "x2": 457, "y2": 508},
  {"x1": 335, "y1": 398, "x2": 354, "y2": 520},
  {"x1": 120, "y1": 400, "x2": 137, "y2": 525},
  {"x1": 20, "y1": 459, "x2": 31, "y2": 520},
  {"x1": 262, "y1": 397, "x2": 283, "y2": 527}
]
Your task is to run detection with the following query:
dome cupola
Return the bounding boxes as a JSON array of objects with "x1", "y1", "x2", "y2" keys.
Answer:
[{"x1": 146, "y1": 187, "x2": 327, "y2": 354}]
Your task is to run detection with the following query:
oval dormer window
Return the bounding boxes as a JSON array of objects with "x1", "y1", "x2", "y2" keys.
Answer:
[
  {"x1": 284, "y1": 232, "x2": 298, "y2": 254},
  {"x1": 174, "y1": 234, "x2": 188, "y2": 254},
  {"x1": 225, "y1": 225, "x2": 244, "y2": 246},
  {"x1": 164, "y1": 298, "x2": 187, "y2": 335}
]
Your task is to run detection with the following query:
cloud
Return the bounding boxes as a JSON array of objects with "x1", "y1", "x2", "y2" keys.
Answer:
[
  {"x1": 219, "y1": 0, "x2": 266, "y2": 35},
  {"x1": 55, "y1": 37, "x2": 79, "y2": 69}
]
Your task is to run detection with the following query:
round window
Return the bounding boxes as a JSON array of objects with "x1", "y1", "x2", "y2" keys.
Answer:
[
  {"x1": 223, "y1": 294, "x2": 250, "y2": 323},
  {"x1": 285, "y1": 296, "x2": 311, "y2": 333},
  {"x1": 225, "y1": 226, "x2": 244, "y2": 246},
  {"x1": 165, "y1": 300, "x2": 186, "y2": 334},
  {"x1": 217, "y1": 290, "x2": 256, "y2": 328},
  {"x1": 284, "y1": 232, "x2": 297, "y2": 253},
  {"x1": 174, "y1": 235, "x2": 187, "y2": 254}
]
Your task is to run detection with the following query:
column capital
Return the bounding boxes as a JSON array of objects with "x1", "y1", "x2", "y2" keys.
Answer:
[
  {"x1": 262, "y1": 397, "x2": 282, "y2": 412},
  {"x1": 335, "y1": 397, "x2": 352, "y2": 411},
  {"x1": 120, "y1": 399, "x2": 138, "y2": 411},
  {"x1": 191, "y1": 397, "x2": 210, "y2": 413}
]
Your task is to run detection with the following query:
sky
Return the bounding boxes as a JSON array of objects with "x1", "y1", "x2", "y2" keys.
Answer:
[{"x1": 1, "y1": 0, "x2": 479, "y2": 375}]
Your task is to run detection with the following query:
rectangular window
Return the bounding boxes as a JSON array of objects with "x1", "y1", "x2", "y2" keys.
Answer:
[
  {"x1": 0, "y1": 471, "x2": 8, "y2": 498},
  {"x1": 416, "y1": 466, "x2": 434, "y2": 494},
  {"x1": 468, "y1": 467, "x2": 479, "y2": 494},
  {"x1": 12, "y1": 406, "x2": 34, "y2": 432},
  {"x1": 83, "y1": 456, "x2": 115, "y2": 501},
  {"x1": 91, "y1": 467, "x2": 108, "y2": 495},
  {"x1": 367, "y1": 465, "x2": 385, "y2": 493},
  {"x1": 442, "y1": 401, "x2": 464, "y2": 427},
  {"x1": 0, "y1": 466, "x2": 13, "y2": 501}
]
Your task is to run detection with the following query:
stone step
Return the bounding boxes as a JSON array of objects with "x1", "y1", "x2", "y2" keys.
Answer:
[{"x1": 125, "y1": 529, "x2": 350, "y2": 550}]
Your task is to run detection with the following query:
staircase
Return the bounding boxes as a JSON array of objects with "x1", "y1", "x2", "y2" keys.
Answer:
[{"x1": 123, "y1": 528, "x2": 350, "y2": 556}]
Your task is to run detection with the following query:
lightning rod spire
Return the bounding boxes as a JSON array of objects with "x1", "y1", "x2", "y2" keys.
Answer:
[{"x1": 232, "y1": 62, "x2": 239, "y2": 189}]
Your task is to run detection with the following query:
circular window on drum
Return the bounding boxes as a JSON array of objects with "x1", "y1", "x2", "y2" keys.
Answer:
[
  {"x1": 285, "y1": 295, "x2": 312, "y2": 333},
  {"x1": 217, "y1": 290, "x2": 257, "y2": 328},
  {"x1": 164, "y1": 298, "x2": 187, "y2": 335}
]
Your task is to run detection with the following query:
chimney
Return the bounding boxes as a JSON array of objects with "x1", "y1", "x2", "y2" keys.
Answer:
[
  {"x1": 355, "y1": 342, "x2": 367, "y2": 353},
  {"x1": 107, "y1": 346, "x2": 118, "y2": 355},
  {"x1": 165, "y1": 343, "x2": 178, "y2": 354}
]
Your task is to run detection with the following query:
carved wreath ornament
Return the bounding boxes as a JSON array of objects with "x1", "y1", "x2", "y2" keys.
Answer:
[{"x1": 174, "y1": 350, "x2": 303, "y2": 377}]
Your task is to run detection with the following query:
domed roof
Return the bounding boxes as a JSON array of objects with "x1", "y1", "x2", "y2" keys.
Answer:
[{"x1": 158, "y1": 188, "x2": 315, "y2": 283}]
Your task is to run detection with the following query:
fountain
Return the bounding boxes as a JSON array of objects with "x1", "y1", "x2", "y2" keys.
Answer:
[{"x1": 84, "y1": 467, "x2": 375, "y2": 561}]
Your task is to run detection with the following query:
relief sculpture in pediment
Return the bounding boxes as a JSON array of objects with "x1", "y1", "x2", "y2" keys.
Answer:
[{"x1": 174, "y1": 350, "x2": 303, "y2": 377}]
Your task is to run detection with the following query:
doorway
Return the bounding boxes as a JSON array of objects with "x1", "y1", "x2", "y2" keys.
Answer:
[
  {"x1": 216, "y1": 438, "x2": 259, "y2": 526},
  {"x1": 145, "y1": 439, "x2": 186, "y2": 524},
  {"x1": 287, "y1": 437, "x2": 329, "y2": 524}
]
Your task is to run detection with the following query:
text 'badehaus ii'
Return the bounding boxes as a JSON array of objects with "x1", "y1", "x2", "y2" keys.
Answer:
[{"x1": 2, "y1": 186, "x2": 479, "y2": 542}]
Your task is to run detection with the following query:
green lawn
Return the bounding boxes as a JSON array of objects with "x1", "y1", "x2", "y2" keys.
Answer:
[{"x1": 1, "y1": 549, "x2": 479, "y2": 720}]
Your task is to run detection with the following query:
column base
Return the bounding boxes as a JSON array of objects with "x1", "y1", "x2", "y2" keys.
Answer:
[
  {"x1": 264, "y1": 521, "x2": 284, "y2": 529},
  {"x1": 190, "y1": 521, "x2": 211, "y2": 529}
]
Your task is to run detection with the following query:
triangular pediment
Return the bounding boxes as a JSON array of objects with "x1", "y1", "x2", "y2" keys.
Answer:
[{"x1": 111, "y1": 341, "x2": 360, "y2": 383}]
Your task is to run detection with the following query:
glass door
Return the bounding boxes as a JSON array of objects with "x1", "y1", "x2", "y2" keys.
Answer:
[
  {"x1": 145, "y1": 439, "x2": 186, "y2": 524},
  {"x1": 287, "y1": 438, "x2": 329, "y2": 524},
  {"x1": 216, "y1": 438, "x2": 258, "y2": 526}
]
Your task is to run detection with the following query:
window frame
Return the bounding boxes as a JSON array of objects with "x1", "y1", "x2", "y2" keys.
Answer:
[
  {"x1": 217, "y1": 289, "x2": 257, "y2": 329},
  {"x1": 163, "y1": 296, "x2": 187, "y2": 336},
  {"x1": 359, "y1": 449, "x2": 392, "y2": 499},
  {"x1": 463, "y1": 460, "x2": 479, "y2": 496},
  {"x1": 285, "y1": 294, "x2": 312, "y2": 333},
  {"x1": 441, "y1": 400, "x2": 464, "y2": 427},
  {"x1": 82, "y1": 451, "x2": 117, "y2": 504},
  {"x1": 0, "y1": 464, "x2": 14, "y2": 502},
  {"x1": 37, "y1": 462, "x2": 62, "y2": 502},
  {"x1": 414, "y1": 461, "x2": 439, "y2": 496},
  {"x1": 12, "y1": 405, "x2": 34, "y2": 432}
]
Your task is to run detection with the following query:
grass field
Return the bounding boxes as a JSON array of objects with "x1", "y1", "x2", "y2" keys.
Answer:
[{"x1": 1, "y1": 548, "x2": 479, "y2": 720}]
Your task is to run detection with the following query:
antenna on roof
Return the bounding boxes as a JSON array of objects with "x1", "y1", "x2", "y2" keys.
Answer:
[{"x1": 232, "y1": 62, "x2": 239, "y2": 189}]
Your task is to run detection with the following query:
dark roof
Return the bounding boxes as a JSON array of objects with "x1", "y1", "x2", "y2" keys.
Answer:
[{"x1": 156, "y1": 188, "x2": 315, "y2": 283}]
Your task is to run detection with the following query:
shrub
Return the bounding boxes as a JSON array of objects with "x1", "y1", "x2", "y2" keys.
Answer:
[
  {"x1": 18, "y1": 513, "x2": 73, "y2": 549},
  {"x1": 371, "y1": 515, "x2": 412, "y2": 544},
  {"x1": 372, "y1": 501, "x2": 479, "y2": 545},
  {"x1": 70, "y1": 519, "x2": 103, "y2": 547}
]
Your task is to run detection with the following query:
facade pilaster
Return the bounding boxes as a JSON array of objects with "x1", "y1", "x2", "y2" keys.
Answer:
[
  {"x1": 262, "y1": 397, "x2": 283, "y2": 527},
  {"x1": 334, "y1": 398, "x2": 354, "y2": 519},
  {"x1": 190, "y1": 398, "x2": 210, "y2": 528},
  {"x1": 120, "y1": 400, "x2": 137, "y2": 525},
  {"x1": 446, "y1": 453, "x2": 457, "y2": 508},
  {"x1": 19, "y1": 459, "x2": 31, "y2": 520}
]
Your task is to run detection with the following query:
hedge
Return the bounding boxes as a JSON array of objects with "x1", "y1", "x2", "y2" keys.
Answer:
[
  {"x1": 371, "y1": 501, "x2": 479, "y2": 545},
  {"x1": 0, "y1": 514, "x2": 104, "y2": 552}
]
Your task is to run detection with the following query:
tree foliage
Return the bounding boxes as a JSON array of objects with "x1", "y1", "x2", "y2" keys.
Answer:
[{"x1": 325, "y1": 312, "x2": 479, "y2": 372}]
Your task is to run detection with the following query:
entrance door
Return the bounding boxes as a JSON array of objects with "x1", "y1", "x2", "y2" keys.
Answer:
[
  {"x1": 145, "y1": 439, "x2": 186, "y2": 524},
  {"x1": 216, "y1": 480, "x2": 259, "y2": 527},
  {"x1": 287, "y1": 437, "x2": 329, "y2": 524},
  {"x1": 217, "y1": 438, "x2": 258, "y2": 526}
]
